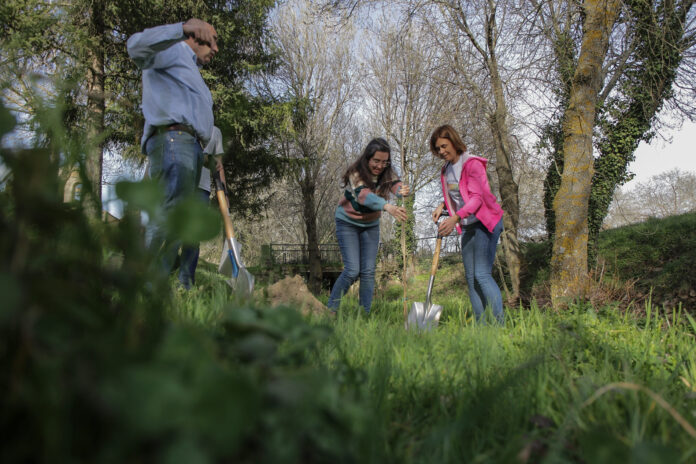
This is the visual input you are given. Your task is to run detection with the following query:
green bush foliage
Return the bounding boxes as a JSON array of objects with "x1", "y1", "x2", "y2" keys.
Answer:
[{"x1": 0, "y1": 102, "x2": 382, "y2": 463}]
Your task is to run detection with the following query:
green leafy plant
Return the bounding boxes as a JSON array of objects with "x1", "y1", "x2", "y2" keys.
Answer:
[{"x1": 0, "y1": 99, "x2": 383, "y2": 463}]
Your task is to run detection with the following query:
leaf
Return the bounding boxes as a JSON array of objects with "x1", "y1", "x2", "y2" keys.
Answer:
[
  {"x1": 165, "y1": 193, "x2": 220, "y2": 244},
  {"x1": 0, "y1": 102, "x2": 16, "y2": 139},
  {"x1": 0, "y1": 273, "x2": 21, "y2": 322},
  {"x1": 115, "y1": 179, "x2": 164, "y2": 217}
]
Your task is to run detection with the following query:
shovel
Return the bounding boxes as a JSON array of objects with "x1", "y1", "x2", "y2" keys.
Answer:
[
  {"x1": 213, "y1": 170, "x2": 254, "y2": 298},
  {"x1": 407, "y1": 220, "x2": 446, "y2": 330}
]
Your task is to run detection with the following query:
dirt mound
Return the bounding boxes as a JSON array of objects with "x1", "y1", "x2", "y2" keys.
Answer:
[{"x1": 267, "y1": 275, "x2": 328, "y2": 316}]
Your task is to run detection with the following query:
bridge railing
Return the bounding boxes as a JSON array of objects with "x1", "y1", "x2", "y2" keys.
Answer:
[
  {"x1": 267, "y1": 235, "x2": 462, "y2": 267},
  {"x1": 268, "y1": 243, "x2": 342, "y2": 265}
]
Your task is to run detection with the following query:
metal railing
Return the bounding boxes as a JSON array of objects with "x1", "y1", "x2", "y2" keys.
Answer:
[
  {"x1": 268, "y1": 243, "x2": 342, "y2": 265},
  {"x1": 268, "y1": 234, "x2": 462, "y2": 267}
]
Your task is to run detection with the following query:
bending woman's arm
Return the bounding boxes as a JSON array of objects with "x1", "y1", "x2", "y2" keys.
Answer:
[{"x1": 351, "y1": 178, "x2": 407, "y2": 221}]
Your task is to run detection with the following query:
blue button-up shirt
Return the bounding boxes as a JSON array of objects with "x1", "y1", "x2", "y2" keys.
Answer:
[{"x1": 127, "y1": 23, "x2": 214, "y2": 152}]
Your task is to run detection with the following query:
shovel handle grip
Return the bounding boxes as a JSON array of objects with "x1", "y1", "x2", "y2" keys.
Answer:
[{"x1": 430, "y1": 236, "x2": 442, "y2": 276}]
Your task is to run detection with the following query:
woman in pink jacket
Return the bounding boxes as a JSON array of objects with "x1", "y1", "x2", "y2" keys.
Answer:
[{"x1": 430, "y1": 125, "x2": 505, "y2": 324}]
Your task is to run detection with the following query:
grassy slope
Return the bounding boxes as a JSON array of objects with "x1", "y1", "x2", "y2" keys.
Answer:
[
  {"x1": 521, "y1": 212, "x2": 696, "y2": 311},
  {"x1": 597, "y1": 212, "x2": 696, "y2": 310}
]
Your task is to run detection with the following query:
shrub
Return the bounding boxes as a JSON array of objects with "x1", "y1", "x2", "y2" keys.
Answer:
[{"x1": 0, "y1": 101, "x2": 381, "y2": 463}]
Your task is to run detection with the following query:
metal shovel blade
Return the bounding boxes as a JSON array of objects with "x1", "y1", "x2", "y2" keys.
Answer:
[
  {"x1": 232, "y1": 265, "x2": 255, "y2": 299},
  {"x1": 218, "y1": 238, "x2": 254, "y2": 298},
  {"x1": 407, "y1": 250, "x2": 443, "y2": 331},
  {"x1": 407, "y1": 301, "x2": 425, "y2": 329},
  {"x1": 407, "y1": 301, "x2": 443, "y2": 331}
]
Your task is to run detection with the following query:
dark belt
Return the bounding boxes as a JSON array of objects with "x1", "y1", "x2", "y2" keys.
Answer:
[{"x1": 155, "y1": 124, "x2": 200, "y2": 142}]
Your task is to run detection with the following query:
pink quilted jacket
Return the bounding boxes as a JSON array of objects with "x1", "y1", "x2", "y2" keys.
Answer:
[{"x1": 440, "y1": 154, "x2": 504, "y2": 234}]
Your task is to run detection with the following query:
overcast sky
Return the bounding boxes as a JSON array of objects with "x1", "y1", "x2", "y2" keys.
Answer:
[{"x1": 624, "y1": 119, "x2": 696, "y2": 189}]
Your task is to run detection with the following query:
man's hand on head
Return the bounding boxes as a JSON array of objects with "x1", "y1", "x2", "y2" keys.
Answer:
[{"x1": 183, "y1": 19, "x2": 216, "y2": 46}]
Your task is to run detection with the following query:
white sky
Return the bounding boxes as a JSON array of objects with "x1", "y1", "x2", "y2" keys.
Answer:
[{"x1": 623, "y1": 120, "x2": 696, "y2": 189}]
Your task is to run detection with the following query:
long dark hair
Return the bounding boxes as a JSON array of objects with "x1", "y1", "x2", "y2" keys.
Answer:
[{"x1": 342, "y1": 137, "x2": 398, "y2": 198}]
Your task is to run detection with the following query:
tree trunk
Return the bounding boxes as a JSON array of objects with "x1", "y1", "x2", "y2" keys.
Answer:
[
  {"x1": 300, "y1": 176, "x2": 323, "y2": 294},
  {"x1": 550, "y1": 0, "x2": 621, "y2": 307},
  {"x1": 396, "y1": 143, "x2": 416, "y2": 269},
  {"x1": 85, "y1": 0, "x2": 105, "y2": 216},
  {"x1": 488, "y1": 51, "x2": 521, "y2": 302}
]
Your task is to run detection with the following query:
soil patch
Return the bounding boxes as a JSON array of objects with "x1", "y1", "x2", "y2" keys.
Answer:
[{"x1": 267, "y1": 275, "x2": 328, "y2": 316}]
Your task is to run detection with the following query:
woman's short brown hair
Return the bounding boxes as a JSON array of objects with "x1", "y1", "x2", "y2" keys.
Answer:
[{"x1": 430, "y1": 124, "x2": 467, "y2": 159}]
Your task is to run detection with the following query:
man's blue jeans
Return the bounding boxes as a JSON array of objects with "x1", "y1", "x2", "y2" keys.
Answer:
[
  {"x1": 460, "y1": 219, "x2": 504, "y2": 324},
  {"x1": 179, "y1": 187, "x2": 211, "y2": 289},
  {"x1": 144, "y1": 131, "x2": 203, "y2": 281},
  {"x1": 327, "y1": 218, "x2": 380, "y2": 314}
]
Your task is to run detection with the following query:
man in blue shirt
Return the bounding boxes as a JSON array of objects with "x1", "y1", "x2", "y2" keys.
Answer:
[
  {"x1": 127, "y1": 19, "x2": 220, "y2": 287},
  {"x1": 179, "y1": 126, "x2": 225, "y2": 289}
]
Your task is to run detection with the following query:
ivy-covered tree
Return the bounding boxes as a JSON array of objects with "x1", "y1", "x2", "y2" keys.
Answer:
[
  {"x1": 589, "y1": 0, "x2": 695, "y2": 263},
  {"x1": 536, "y1": 0, "x2": 695, "y2": 303},
  {"x1": 541, "y1": 28, "x2": 577, "y2": 244}
]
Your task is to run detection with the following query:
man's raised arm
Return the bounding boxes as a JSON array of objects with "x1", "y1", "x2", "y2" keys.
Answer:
[{"x1": 126, "y1": 23, "x2": 186, "y2": 69}]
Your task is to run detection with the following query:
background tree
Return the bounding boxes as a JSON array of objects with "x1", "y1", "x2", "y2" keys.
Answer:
[
  {"x1": 590, "y1": 0, "x2": 696, "y2": 262},
  {"x1": 257, "y1": 0, "x2": 358, "y2": 292},
  {"x1": 418, "y1": 0, "x2": 544, "y2": 301},
  {"x1": 1, "y1": 0, "x2": 281, "y2": 215},
  {"x1": 529, "y1": 0, "x2": 696, "y2": 304},
  {"x1": 605, "y1": 168, "x2": 696, "y2": 226},
  {"x1": 361, "y1": 16, "x2": 459, "y2": 270},
  {"x1": 549, "y1": 0, "x2": 622, "y2": 305}
]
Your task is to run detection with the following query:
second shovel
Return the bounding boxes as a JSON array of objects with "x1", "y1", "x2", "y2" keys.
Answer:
[
  {"x1": 213, "y1": 170, "x2": 254, "y2": 298},
  {"x1": 407, "y1": 229, "x2": 444, "y2": 331}
]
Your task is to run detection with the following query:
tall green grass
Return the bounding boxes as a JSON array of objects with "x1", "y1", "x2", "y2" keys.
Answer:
[
  {"x1": 133, "y1": 228, "x2": 696, "y2": 463},
  {"x1": 308, "y1": 292, "x2": 696, "y2": 463}
]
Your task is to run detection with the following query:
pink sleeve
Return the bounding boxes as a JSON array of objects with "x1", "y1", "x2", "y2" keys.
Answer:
[{"x1": 455, "y1": 163, "x2": 486, "y2": 219}]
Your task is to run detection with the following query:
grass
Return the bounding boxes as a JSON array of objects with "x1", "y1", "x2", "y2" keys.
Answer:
[
  {"x1": 311, "y1": 292, "x2": 696, "y2": 463},
  {"x1": 100, "y1": 211, "x2": 696, "y2": 462},
  {"x1": 168, "y1": 262, "x2": 696, "y2": 462}
]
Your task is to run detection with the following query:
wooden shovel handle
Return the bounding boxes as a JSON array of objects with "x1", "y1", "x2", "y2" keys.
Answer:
[
  {"x1": 213, "y1": 171, "x2": 235, "y2": 240},
  {"x1": 430, "y1": 236, "x2": 442, "y2": 276},
  {"x1": 401, "y1": 201, "x2": 408, "y2": 322}
]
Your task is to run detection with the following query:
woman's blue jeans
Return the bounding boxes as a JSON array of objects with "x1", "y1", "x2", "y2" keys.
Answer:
[
  {"x1": 327, "y1": 218, "x2": 380, "y2": 314},
  {"x1": 460, "y1": 219, "x2": 504, "y2": 324},
  {"x1": 144, "y1": 131, "x2": 203, "y2": 281}
]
